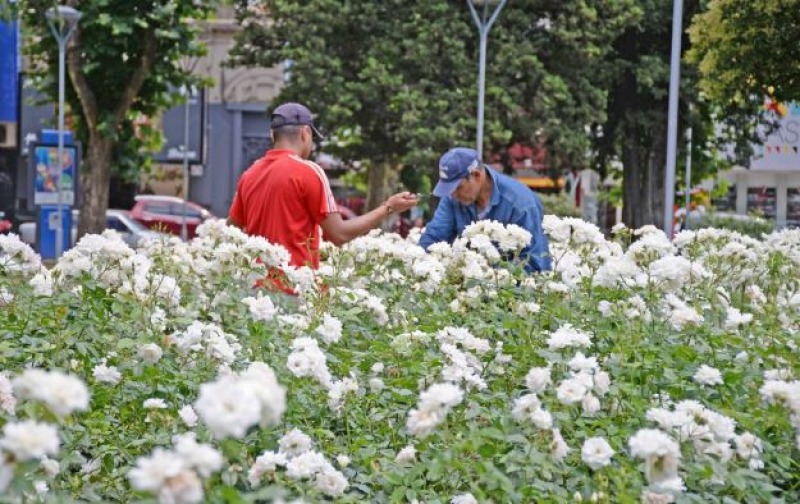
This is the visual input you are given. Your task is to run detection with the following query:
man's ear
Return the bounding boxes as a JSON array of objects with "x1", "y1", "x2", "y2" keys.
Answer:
[{"x1": 269, "y1": 130, "x2": 275, "y2": 143}]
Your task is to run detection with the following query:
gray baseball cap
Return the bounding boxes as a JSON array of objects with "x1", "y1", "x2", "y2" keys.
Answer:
[{"x1": 270, "y1": 102, "x2": 325, "y2": 140}]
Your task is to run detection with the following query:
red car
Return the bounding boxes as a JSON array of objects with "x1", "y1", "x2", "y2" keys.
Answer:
[{"x1": 130, "y1": 195, "x2": 213, "y2": 239}]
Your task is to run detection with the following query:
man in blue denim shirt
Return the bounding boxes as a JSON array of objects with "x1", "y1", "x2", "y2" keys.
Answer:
[{"x1": 419, "y1": 147, "x2": 552, "y2": 272}]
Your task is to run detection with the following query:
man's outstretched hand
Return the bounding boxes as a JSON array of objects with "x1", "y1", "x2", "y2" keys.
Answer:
[{"x1": 384, "y1": 192, "x2": 419, "y2": 215}]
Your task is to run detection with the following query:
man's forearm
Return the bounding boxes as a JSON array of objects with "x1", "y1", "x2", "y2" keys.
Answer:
[{"x1": 336, "y1": 204, "x2": 393, "y2": 242}]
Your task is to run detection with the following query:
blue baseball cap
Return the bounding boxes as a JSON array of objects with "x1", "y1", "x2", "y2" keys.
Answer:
[
  {"x1": 433, "y1": 147, "x2": 481, "y2": 197},
  {"x1": 270, "y1": 102, "x2": 326, "y2": 140}
]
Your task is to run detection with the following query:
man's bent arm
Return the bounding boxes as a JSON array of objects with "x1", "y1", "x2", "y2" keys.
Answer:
[
  {"x1": 418, "y1": 198, "x2": 456, "y2": 250},
  {"x1": 321, "y1": 193, "x2": 418, "y2": 246}
]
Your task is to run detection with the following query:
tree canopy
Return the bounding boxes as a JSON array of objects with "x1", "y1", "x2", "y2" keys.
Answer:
[
  {"x1": 688, "y1": 0, "x2": 800, "y2": 164},
  {"x1": 230, "y1": 0, "x2": 637, "y2": 205},
  {"x1": 689, "y1": 0, "x2": 800, "y2": 107},
  {"x1": 18, "y1": 0, "x2": 215, "y2": 236}
]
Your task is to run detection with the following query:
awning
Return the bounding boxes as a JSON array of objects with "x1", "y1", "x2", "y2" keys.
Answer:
[{"x1": 515, "y1": 176, "x2": 566, "y2": 189}]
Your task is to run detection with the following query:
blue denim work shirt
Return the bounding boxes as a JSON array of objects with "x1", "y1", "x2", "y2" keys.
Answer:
[{"x1": 419, "y1": 168, "x2": 552, "y2": 272}]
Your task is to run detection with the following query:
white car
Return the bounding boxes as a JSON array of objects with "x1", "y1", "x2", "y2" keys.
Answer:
[{"x1": 19, "y1": 209, "x2": 161, "y2": 249}]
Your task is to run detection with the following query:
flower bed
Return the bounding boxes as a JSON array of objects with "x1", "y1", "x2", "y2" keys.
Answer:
[{"x1": 0, "y1": 217, "x2": 798, "y2": 503}]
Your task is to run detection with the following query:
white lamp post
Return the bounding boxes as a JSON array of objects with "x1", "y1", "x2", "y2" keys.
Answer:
[
  {"x1": 663, "y1": 0, "x2": 684, "y2": 238},
  {"x1": 180, "y1": 85, "x2": 191, "y2": 242},
  {"x1": 467, "y1": 0, "x2": 507, "y2": 160},
  {"x1": 46, "y1": 5, "x2": 81, "y2": 258}
]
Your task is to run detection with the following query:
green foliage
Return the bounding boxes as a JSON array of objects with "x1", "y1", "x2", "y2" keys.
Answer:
[
  {"x1": 689, "y1": 0, "x2": 800, "y2": 106},
  {"x1": 230, "y1": 0, "x2": 637, "y2": 180},
  {"x1": 690, "y1": 212, "x2": 776, "y2": 239},
  {"x1": 592, "y1": 0, "x2": 723, "y2": 228},
  {"x1": 538, "y1": 192, "x2": 582, "y2": 218},
  {"x1": 688, "y1": 0, "x2": 800, "y2": 163},
  {"x1": 2, "y1": 219, "x2": 800, "y2": 501}
]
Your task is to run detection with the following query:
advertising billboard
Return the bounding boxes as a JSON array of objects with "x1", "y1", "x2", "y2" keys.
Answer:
[
  {"x1": 33, "y1": 144, "x2": 76, "y2": 205},
  {"x1": 0, "y1": 20, "x2": 18, "y2": 123},
  {"x1": 750, "y1": 102, "x2": 800, "y2": 171}
]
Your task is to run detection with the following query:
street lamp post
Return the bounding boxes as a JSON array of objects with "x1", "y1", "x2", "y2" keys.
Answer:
[
  {"x1": 467, "y1": 0, "x2": 508, "y2": 160},
  {"x1": 46, "y1": 6, "x2": 81, "y2": 258},
  {"x1": 180, "y1": 85, "x2": 191, "y2": 242},
  {"x1": 663, "y1": 0, "x2": 684, "y2": 238},
  {"x1": 684, "y1": 107, "x2": 693, "y2": 230}
]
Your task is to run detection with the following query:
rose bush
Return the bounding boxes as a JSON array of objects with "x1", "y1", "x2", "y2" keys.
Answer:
[{"x1": 0, "y1": 217, "x2": 798, "y2": 503}]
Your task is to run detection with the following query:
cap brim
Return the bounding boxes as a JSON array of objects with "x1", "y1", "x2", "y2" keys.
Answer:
[
  {"x1": 433, "y1": 179, "x2": 462, "y2": 198},
  {"x1": 309, "y1": 123, "x2": 326, "y2": 141}
]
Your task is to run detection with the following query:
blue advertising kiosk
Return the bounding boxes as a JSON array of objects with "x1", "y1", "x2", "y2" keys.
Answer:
[{"x1": 31, "y1": 129, "x2": 80, "y2": 259}]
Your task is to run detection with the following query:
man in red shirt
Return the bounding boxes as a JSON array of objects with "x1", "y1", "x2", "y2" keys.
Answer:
[{"x1": 228, "y1": 102, "x2": 418, "y2": 270}]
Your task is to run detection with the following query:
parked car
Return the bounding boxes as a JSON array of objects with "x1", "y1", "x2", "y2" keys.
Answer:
[
  {"x1": 0, "y1": 211, "x2": 11, "y2": 234},
  {"x1": 130, "y1": 195, "x2": 213, "y2": 239},
  {"x1": 19, "y1": 209, "x2": 161, "y2": 249}
]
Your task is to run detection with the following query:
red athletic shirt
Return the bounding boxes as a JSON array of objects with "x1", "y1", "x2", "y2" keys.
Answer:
[{"x1": 229, "y1": 149, "x2": 337, "y2": 269}]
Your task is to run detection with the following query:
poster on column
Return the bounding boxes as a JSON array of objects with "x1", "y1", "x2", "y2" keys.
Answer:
[
  {"x1": 750, "y1": 102, "x2": 800, "y2": 171},
  {"x1": 33, "y1": 145, "x2": 76, "y2": 206}
]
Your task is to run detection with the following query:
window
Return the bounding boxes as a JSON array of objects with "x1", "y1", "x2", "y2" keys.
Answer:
[
  {"x1": 106, "y1": 216, "x2": 128, "y2": 232},
  {"x1": 144, "y1": 202, "x2": 173, "y2": 215},
  {"x1": 170, "y1": 203, "x2": 202, "y2": 219}
]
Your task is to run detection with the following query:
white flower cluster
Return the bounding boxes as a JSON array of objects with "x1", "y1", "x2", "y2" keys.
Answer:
[
  {"x1": 625, "y1": 228, "x2": 676, "y2": 266},
  {"x1": 436, "y1": 327, "x2": 491, "y2": 390},
  {"x1": 138, "y1": 343, "x2": 164, "y2": 364},
  {"x1": 647, "y1": 256, "x2": 708, "y2": 292},
  {"x1": 394, "y1": 444, "x2": 417, "y2": 465},
  {"x1": 646, "y1": 399, "x2": 762, "y2": 469},
  {"x1": 407, "y1": 383, "x2": 464, "y2": 438},
  {"x1": 513, "y1": 365, "x2": 554, "y2": 431},
  {"x1": 128, "y1": 432, "x2": 223, "y2": 504},
  {"x1": 555, "y1": 352, "x2": 609, "y2": 416},
  {"x1": 0, "y1": 374, "x2": 16, "y2": 415},
  {"x1": 194, "y1": 362, "x2": 286, "y2": 439},
  {"x1": 543, "y1": 216, "x2": 606, "y2": 248},
  {"x1": 724, "y1": 306, "x2": 753, "y2": 329},
  {"x1": 407, "y1": 255, "x2": 447, "y2": 294},
  {"x1": 287, "y1": 336, "x2": 358, "y2": 412},
  {"x1": 0, "y1": 233, "x2": 42, "y2": 276},
  {"x1": 692, "y1": 365, "x2": 723, "y2": 387},
  {"x1": 54, "y1": 232, "x2": 135, "y2": 286},
  {"x1": 286, "y1": 337, "x2": 333, "y2": 388},
  {"x1": 450, "y1": 493, "x2": 478, "y2": 504},
  {"x1": 629, "y1": 428, "x2": 684, "y2": 495},
  {"x1": 598, "y1": 294, "x2": 653, "y2": 322},
  {"x1": 462, "y1": 220, "x2": 532, "y2": 252},
  {"x1": 12, "y1": 369, "x2": 89, "y2": 417},
  {"x1": 512, "y1": 392, "x2": 552, "y2": 430},
  {"x1": 168, "y1": 321, "x2": 242, "y2": 365},
  {"x1": 760, "y1": 379, "x2": 800, "y2": 449},
  {"x1": 194, "y1": 220, "x2": 292, "y2": 270},
  {"x1": 331, "y1": 287, "x2": 389, "y2": 325},
  {"x1": 0, "y1": 286, "x2": 12, "y2": 305},
  {"x1": 315, "y1": 313, "x2": 343, "y2": 344},
  {"x1": 0, "y1": 419, "x2": 60, "y2": 461},
  {"x1": 241, "y1": 292, "x2": 279, "y2": 322},
  {"x1": 546, "y1": 324, "x2": 593, "y2": 350},
  {"x1": 391, "y1": 330, "x2": 432, "y2": 353},
  {"x1": 592, "y1": 256, "x2": 645, "y2": 289},
  {"x1": 249, "y1": 428, "x2": 348, "y2": 497},
  {"x1": 662, "y1": 294, "x2": 703, "y2": 330},
  {"x1": 581, "y1": 437, "x2": 615, "y2": 470},
  {"x1": 93, "y1": 362, "x2": 122, "y2": 385}
]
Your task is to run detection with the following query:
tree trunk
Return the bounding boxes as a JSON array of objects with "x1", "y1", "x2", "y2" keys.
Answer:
[
  {"x1": 622, "y1": 123, "x2": 667, "y2": 230},
  {"x1": 78, "y1": 135, "x2": 114, "y2": 238},
  {"x1": 366, "y1": 161, "x2": 401, "y2": 230}
]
